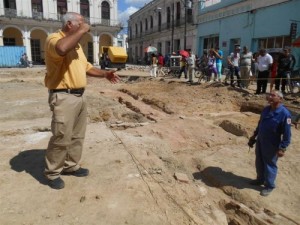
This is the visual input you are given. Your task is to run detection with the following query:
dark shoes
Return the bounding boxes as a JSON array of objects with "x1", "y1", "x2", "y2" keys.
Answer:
[
  {"x1": 260, "y1": 188, "x2": 273, "y2": 196},
  {"x1": 48, "y1": 177, "x2": 65, "y2": 190},
  {"x1": 61, "y1": 168, "x2": 89, "y2": 177},
  {"x1": 250, "y1": 179, "x2": 264, "y2": 186}
]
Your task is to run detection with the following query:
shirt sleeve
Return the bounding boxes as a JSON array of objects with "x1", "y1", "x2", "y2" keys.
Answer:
[
  {"x1": 46, "y1": 35, "x2": 63, "y2": 60},
  {"x1": 279, "y1": 112, "x2": 292, "y2": 149}
]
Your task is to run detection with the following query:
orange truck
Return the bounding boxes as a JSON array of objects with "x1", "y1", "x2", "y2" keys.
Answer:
[{"x1": 100, "y1": 46, "x2": 128, "y2": 69}]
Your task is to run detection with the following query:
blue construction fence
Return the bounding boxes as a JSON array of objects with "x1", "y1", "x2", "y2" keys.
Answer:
[{"x1": 0, "y1": 46, "x2": 26, "y2": 68}]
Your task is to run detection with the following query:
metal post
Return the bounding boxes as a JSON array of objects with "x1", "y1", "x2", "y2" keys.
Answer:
[
  {"x1": 171, "y1": 3, "x2": 174, "y2": 52},
  {"x1": 184, "y1": 2, "x2": 187, "y2": 50}
]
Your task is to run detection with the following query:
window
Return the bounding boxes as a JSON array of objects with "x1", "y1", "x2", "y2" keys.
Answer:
[
  {"x1": 87, "y1": 42, "x2": 93, "y2": 63},
  {"x1": 57, "y1": 0, "x2": 67, "y2": 15},
  {"x1": 80, "y1": 0, "x2": 89, "y2": 18},
  {"x1": 174, "y1": 39, "x2": 180, "y2": 52},
  {"x1": 135, "y1": 24, "x2": 138, "y2": 36},
  {"x1": 150, "y1": 16, "x2": 153, "y2": 29},
  {"x1": 3, "y1": 37, "x2": 15, "y2": 46},
  {"x1": 165, "y1": 41, "x2": 171, "y2": 54},
  {"x1": 203, "y1": 36, "x2": 219, "y2": 51},
  {"x1": 157, "y1": 42, "x2": 162, "y2": 53},
  {"x1": 145, "y1": 18, "x2": 148, "y2": 31},
  {"x1": 101, "y1": 1, "x2": 110, "y2": 19},
  {"x1": 167, "y1": 7, "x2": 171, "y2": 29},
  {"x1": 158, "y1": 12, "x2": 162, "y2": 31},
  {"x1": 32, "y1": 0, "x2": 43, "y2": 12},
  {"x1": 258, "y1": 36, "x2": 291, "y2": 50},
  {"x1": 31, "y1": 39, "x2": 41, "y2": 63},
  {"x1": 140, "y1": 21, "x2": 143, "y2": 34},
  {"x1": 32, "y1": 0, "x2": 43, "y2": 19}
]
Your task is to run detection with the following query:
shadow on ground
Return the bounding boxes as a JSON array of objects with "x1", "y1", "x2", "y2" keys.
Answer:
[
  {"x1": 193, "y1": 166, "x2": 261, "y2": 191},
  {"x1": 10, "y1": 149, "x2": 48, "y2": 185}
]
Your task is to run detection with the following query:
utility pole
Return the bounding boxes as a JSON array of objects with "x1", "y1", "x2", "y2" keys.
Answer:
[{"x1": 171, "y1": 3, "x2": 174, "y2": 52}]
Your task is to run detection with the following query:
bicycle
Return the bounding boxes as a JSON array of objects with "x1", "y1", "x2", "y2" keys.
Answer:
[{"x1": 194, "y1": 64, "x2": 209, "y2": 83}]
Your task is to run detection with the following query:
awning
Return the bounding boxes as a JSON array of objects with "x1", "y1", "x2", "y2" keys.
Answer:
[{"x1": 292, "y1": 37, "x2": 300, "y2": 47}]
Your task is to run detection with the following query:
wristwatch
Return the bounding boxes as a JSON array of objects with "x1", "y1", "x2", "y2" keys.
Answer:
[{"x1": 279, "y1": 148, "x2": 286, "y2": 152}]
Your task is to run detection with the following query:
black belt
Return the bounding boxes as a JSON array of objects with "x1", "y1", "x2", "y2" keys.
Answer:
[{"x1": 49, "y1": 88, "x2": 85, "y2": 95}]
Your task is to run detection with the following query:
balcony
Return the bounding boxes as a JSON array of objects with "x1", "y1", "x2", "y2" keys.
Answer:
[
  {"x1": 0, "y1": 8, "x2": 122, "y2": 29},
  {"x1": 32, "y1": 11, "x2": 43, "y2": 20},
  {"x1": 4, "y1": 8, "x2": 17, "y2": 18}
]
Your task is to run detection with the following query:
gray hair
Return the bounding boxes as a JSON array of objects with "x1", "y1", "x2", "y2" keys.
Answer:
[
  {"x1": 273, "y1": 90, "x2": 284, "y2": 99},
  {"x1": 61, "y1": 12, "x2": 80, "y2": 27}
]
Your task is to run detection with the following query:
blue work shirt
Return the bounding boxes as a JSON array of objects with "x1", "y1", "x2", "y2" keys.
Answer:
[{"x1": 254, "y1": 104, "x2": 291, "y2": 150}]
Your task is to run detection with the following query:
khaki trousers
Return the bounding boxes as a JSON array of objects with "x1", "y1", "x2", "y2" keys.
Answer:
[
  {"x1": 45, "y1": 92, "x2": 87, "y2": 180},
  {"x1": 240, "y1": 66, "x2": 251, "y2": 88}
]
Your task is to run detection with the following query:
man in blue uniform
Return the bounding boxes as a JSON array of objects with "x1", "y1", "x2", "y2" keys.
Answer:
[{"x1": 248, "y1": 90, "x2": 292, "y2": 196}]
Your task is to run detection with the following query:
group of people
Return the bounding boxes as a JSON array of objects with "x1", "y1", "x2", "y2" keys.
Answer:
[
  {"x1": 41, "y1": 11, "x2": 292, "y2": 199},
  {"x1": 149, "y1": 50, "x2": 197, "y2": 83},
  {"x1": 196, "y1": 45, "x2": 296, "y2": 95}
]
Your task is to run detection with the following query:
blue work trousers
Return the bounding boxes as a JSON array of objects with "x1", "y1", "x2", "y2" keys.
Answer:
[{"x1": 255, "y1": 139, "x2": 278, "y2": 189}]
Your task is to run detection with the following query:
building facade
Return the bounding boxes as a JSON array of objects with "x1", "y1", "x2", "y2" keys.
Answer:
[
  {"x1": 197, "y1": 0, "x2": 300, "y2": 68},
  {"x1": 0, "y1": 0, "x2": 122, "y2": 65},
  {"x1": 127, "y1": 0, "x2": 200, "y2": 64}
]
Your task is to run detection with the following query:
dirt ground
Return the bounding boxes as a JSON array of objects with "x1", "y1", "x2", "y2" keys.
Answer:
[{"x1": 0, "y1": 66, "x2": 300, "y2": 225}]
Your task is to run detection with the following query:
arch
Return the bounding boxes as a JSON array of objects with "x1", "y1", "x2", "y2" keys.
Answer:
[
  {"x1": 2, "y1": 26, "x2": 23, "y2": 46},
  {"x1": 99, "y1": 33, "x2": 113, "y2": 53},
  {"x1": 80, "y1": 33, "x2": 94, "y2": 63},
  {"x1": 30, "y1": 28, "x2": 48, "y2": 64},
  {"x1": 30, "y1": 27, "x2": 48, "y2": 35}
]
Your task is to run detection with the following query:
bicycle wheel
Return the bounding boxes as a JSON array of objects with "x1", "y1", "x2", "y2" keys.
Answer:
[{"x1": 194, "y1": 70, "x2": 203, "y2": 78}]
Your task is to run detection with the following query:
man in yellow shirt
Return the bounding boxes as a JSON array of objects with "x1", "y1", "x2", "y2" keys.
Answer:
[{"x1": 44, "y1": 12, "x2": 120, "y2": 189}]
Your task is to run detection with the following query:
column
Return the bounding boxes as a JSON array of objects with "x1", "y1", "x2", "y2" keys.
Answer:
[
  {"x1": 23, "y1": 29, "x2": 32, "y2": 61},
  {"x1": 93, "y1": 35, "x2": 100, "y2": 66}
]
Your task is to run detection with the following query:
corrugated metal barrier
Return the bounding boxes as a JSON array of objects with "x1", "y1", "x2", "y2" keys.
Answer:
[{"x1": 0, "y1": 46, "x2": 26, "y2": 68}]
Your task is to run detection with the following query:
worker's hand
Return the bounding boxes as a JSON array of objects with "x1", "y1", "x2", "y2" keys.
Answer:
[
  {"x1": 247, "y1": 136, "x2": 256, "y2": 148},
  {"x1": 79, "y1": 23, "x2": 90, "y2": 33},
  {"x1": 105, "y1": 70, "x2": 120, "y2": 84},
  {"x1": 277, "y1": 150, "x2": 285, "y2": 157}
]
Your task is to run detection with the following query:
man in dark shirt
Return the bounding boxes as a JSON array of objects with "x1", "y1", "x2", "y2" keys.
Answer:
[{"x1": 275, "y1": 49, "x2": 294, "y2": 93}]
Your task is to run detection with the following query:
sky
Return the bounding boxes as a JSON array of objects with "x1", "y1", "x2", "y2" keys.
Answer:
[{"x1": 118, "y1": 0, "x2": 152, "y2": 34}]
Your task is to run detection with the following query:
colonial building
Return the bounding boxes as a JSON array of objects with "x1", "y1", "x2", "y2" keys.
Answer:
[
  {"x1": 0, "y1": 0, "x2": 122, "y2": 65},
  {"x1": 127, "y1": 0, "x2": 201, "y2": 64}
]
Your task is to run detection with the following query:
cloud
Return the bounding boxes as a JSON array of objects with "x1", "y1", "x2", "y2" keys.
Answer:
[
  {"x1": 125, "y1": 0, "x2": 152, "y2": 6},
  {"x1": 118, "y1": 6, "x2": 138, "y2": 27}
]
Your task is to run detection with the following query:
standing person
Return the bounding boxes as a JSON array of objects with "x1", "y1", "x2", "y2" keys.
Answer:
[
  {"x1": 150, "y1": 53, "x2": 158, "y2": 77},
  {"x1": 275, "y1": 48, "x2": 294, "y2": 94},
  {"x1": 248, "y1": 90, "x2": 291, "y2": 196},
  {"x1": 178, "y1": 56, "x2": 187, "y2": 79},
  {"x1": 270, "y1": 54, "x2": 278, "y2": 92},
  {"x1": 227, "y1": 46, "x2": 241, "y2": 87},
  {"x1": 256, "y1": 49, "x2": 273, "y2": 95},
  {"x1": 207, "y1": 48, "x2": 218, "y2": 82},
  {"x1": 214, "y1": 47, "x2": 223, "y2": 82},
  {"x1": 239, "y1": 46, "x2": 253, "y2": 89},
  {"x1": 157, "y1": 53, "x2": 165, "y2": 77},
  {"x1": 44, "y1": 12, "x2": 120, "y2": 189},
  {"x1": 250, "y1": 52, "x2": 259, "y2": 85},
  {"x1": 187, "y1": 49, "x2": 196, "y2": 83}
]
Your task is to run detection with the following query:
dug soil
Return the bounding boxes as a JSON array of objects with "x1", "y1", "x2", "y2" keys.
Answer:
[{"x1": 0, "y1": 67, "x2": 299, "y2": 225}]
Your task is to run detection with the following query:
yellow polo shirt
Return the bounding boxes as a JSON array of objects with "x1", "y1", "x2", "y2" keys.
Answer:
[{"x1": 44, "y1": 30, "x2": 93, "y2": 89}]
